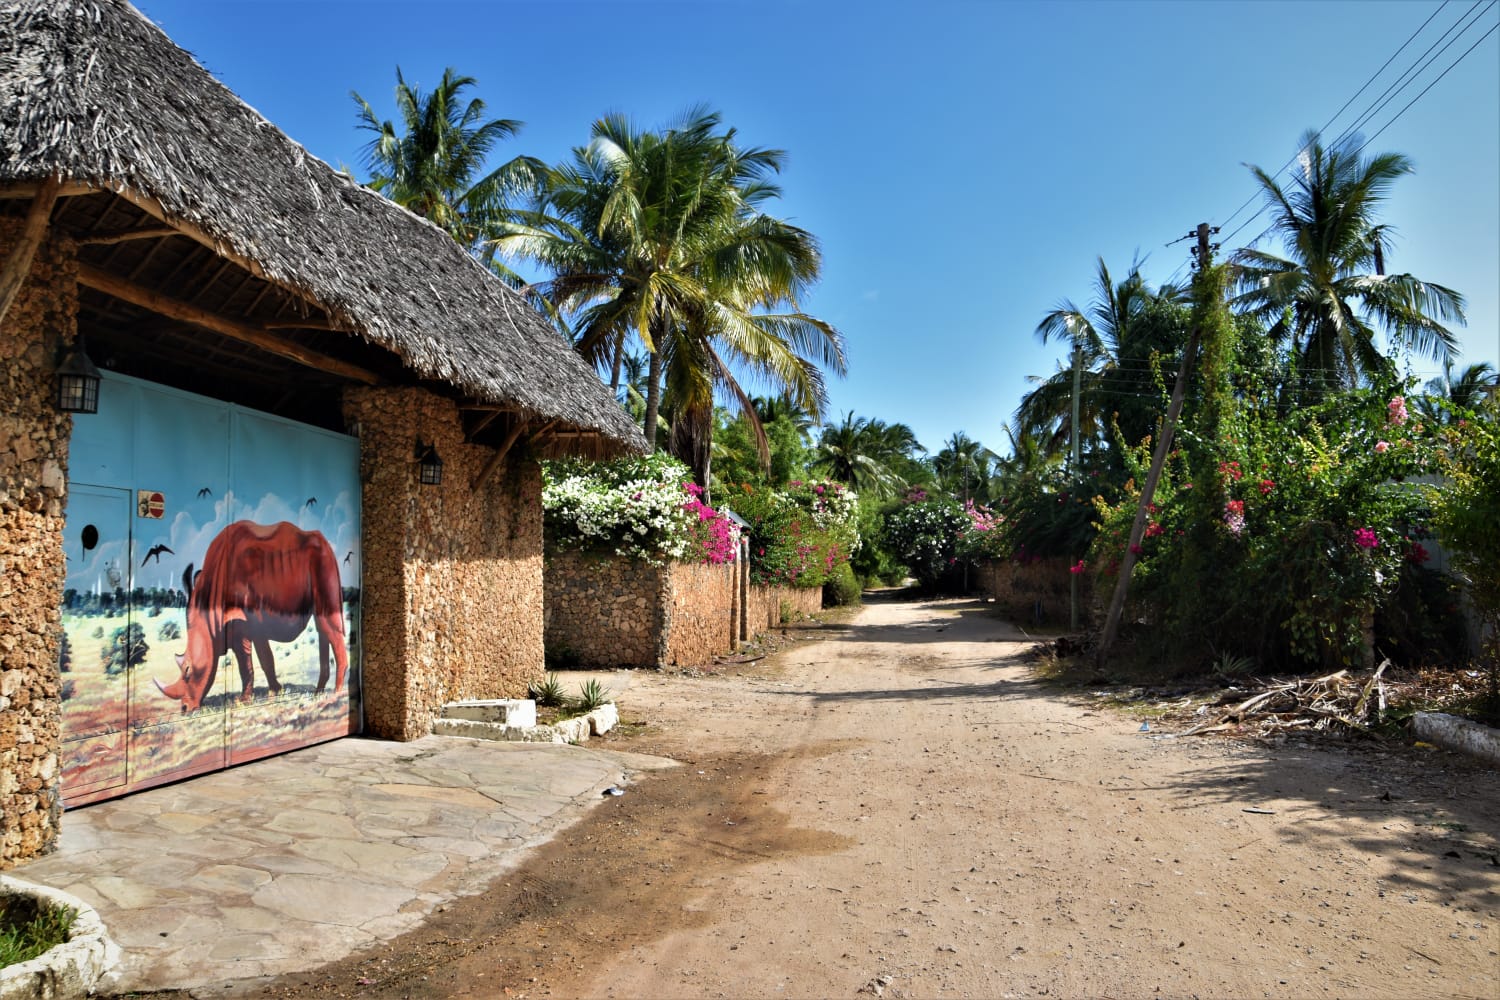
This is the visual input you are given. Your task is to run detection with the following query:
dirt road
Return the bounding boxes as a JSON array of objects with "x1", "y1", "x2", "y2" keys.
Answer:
[{"x1": 262, "y1": 596, "x2": 1500, "y2": 999}]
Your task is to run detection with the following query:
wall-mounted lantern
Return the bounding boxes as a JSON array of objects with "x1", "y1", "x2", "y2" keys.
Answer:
[
  {"x1": 415, "y1": 440, "x2": 443, "y2": 486},
  {"x1": 56, "y1": 338, "x2": 101, "y2": 414}
]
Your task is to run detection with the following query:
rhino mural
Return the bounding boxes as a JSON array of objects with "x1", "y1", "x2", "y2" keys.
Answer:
[{"x1": 157, "y1": 520, "x2": 350, "y2": 712}]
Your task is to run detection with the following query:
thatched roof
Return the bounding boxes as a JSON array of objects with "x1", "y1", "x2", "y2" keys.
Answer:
[{"x1": 0, "y1": 0, "x2": 645, "y2": 455}]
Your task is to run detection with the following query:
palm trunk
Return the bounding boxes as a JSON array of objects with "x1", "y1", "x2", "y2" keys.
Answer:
[
  {"x1": 608, "y1": 331, "x2": 624, "y2": 395},
  {"x1": 642, "y1": 332, "x2": 665, "y2": 449},
  {"x1": 669, "y1": 404, "x2": 713, "y2": 499},
  {"x1": 701, "y1": 447, "x2": 711, "y2": 506}
]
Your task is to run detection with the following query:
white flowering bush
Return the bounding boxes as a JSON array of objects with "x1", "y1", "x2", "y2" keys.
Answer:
[
  {"x1": 883, "y1": 496, "x2": 970, "y2": 591},
  {"x1": 543, "y1": 454, "x2": 739, "y2": 565},
  {"x1": 803, "y1": 480, "x2": 860, "y2": 534}
]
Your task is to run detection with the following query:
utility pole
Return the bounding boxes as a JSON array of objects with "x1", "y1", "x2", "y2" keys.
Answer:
[
  {"x1": 1070, "y1": 342, "x2": 1082, "y2": 630},
  {"x1": 1096, "y1": 222, "x2": 1217, "y2": 663}
]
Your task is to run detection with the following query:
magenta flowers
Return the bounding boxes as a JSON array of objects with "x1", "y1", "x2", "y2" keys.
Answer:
[
  {"x1": 1352, "y1": 527, "x2": 1379, "y2": 550},
  {"x1": 1224, "y1": 499, "x2": 1246, "y2": 536}
]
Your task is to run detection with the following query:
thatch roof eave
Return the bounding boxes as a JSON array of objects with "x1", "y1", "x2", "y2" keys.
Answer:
[{"x1": 0, "y1": 0, "x2": 646, "y2": 456}]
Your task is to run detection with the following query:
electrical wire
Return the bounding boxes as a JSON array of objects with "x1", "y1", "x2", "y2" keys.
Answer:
[
  {"x1": 1073, "y1": 0, "x2": 1494, "y2": 405},
  {"x1": 1358, "y1": 18, "x2": 1500, "y2": 152},
  {"x1": 1195, "y1": 0, "x2": 1495, "y2": 265},
  {"x1": 1328, "y1": 0, "x2": 1495, "y2": 151},
  {"x1": 1214, "y1": 1, "x2": 1455, "y2": 236}
]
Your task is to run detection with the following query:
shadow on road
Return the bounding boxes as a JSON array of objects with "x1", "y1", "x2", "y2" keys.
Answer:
[
  {"x1": 770, "y1": 593, "x2": 1500, "y2": 916},
  {"x1": 1139, "y1": 747, "x2": 1500, "y2": 913}
]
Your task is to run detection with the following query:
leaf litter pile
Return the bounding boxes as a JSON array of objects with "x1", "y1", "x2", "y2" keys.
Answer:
[
  {"x1": 1175, "y1": 662, "x2": 1399, "y2": 737},
  {"x1": 1045, "y1": 639, "x2": 1496, "y2": 741}
]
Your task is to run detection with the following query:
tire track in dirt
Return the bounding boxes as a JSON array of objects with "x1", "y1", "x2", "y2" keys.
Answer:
[{"x1": 247, "y1": 597, "x2": 1500, "y2": 1000}]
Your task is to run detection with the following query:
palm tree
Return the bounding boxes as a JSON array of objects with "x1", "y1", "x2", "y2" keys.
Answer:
[
  {"x1": 614, "y1": 350, "x2": 656, "y2": 425},
  {"x1": 500, "y1": 108, "x2": 844, "y2": 482},
  {"x1": 751, "y1": 394, "x2": 815, "y2": 438},
  {"x1": 1232, "y1": 130, "x2": 1465, "y2": 396},
  {"x1": 1016, "y1": 257, "x2": 1188, "y2": 460},
  {"x1": 1418, "y1": 360, "x2": 1498, "y2": 425},
  {"x1": 991, "y1": 421, "x2": 1061, "y2": 502},
  {"x1": 352, "y1": 68, "x2": 541, "y2": 268},
  {"x1": 812, "y1": 413, "x2": 922, "y2": 498},
  {"x1": 933, "y1": 432, "x2": 998, "y2": 504}
]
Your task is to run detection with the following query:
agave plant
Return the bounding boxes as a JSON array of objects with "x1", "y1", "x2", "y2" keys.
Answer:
[
  {"x1": 527, "y1": 672, "x2": 566, "y2": 707},
  {"x1": 575, "y1": 678, "x2": 612, "y2": 712}
]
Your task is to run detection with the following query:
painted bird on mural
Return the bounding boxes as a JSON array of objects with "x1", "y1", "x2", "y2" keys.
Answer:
[
  {"x1": 197, "y1": 487, "x2": 213, "y2": 498},
  {"x1": 141, "y1": 544, "x2": 174, "y2": 566},
  {"x1": 304, "y1": 497, "x2": 318, "y2": 509}
]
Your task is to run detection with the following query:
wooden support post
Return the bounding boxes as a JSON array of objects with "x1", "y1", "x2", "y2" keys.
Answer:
[
  {"x1": 75, "y1": 261, "x2": 380, "y2": 385},
  {"x1": 0, "y1": 178, "x2": 60, "y2": 326},
  {"x1": 469, "y1": 421, "x2": 528, "y2": 491}
]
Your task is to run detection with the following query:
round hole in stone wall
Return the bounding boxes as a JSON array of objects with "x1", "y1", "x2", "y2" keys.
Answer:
[{"x1": 81, "y1": 524, "x2": 99, "y2": 551}]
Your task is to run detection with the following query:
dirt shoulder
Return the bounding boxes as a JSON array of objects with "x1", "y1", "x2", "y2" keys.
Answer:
[{"x1": 252, "y1": 597, "x2": 1500, "y2": 1000}]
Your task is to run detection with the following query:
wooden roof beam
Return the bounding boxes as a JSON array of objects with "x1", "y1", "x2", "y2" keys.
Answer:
[
  {"x1": 0, "y1": 180, "x2": 94, "y2": 199},
  {"x1": 471, "y1": 421, "x2": 529, "y2": 491},
  {"x1": 75, "y1": 261, "x2": 380, "y2": 385},
  {"x1": 5, "y1": 180, "x2": 338, "y2": 323},
  {"x1": 0, "y1": 178, "x2": 60, "y2": 326},
  {"x1": 465, "y1": 409, "x2": 501, "y2": 440},
  {"x1": 77, "y1": 226, "x2": 182, "y2": 246}
]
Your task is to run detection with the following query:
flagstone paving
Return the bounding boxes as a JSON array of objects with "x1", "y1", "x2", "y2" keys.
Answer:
[{"x1": 12, "y1": 734, "x2": 673, "y2": 994}]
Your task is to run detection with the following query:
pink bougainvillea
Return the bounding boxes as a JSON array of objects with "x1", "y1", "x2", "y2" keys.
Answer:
[
  {"x1": 1224, "y1": 499, "x2": 1246, "y2": 536},
  {"x1": 680, "y1": 483, "x2": 740, "y2": 564}
]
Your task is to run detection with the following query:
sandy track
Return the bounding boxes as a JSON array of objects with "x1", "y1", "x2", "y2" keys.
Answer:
[{"x1": 259, "y1": 596, "x2": 1500, "y2": 999}]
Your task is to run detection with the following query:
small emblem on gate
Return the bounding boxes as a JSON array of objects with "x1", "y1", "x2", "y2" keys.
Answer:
[{"x1": 137, "y1": 490, "x2": 165, "y2": 519}]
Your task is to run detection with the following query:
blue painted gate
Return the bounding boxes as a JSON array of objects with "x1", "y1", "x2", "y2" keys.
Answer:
[{"x1": 59, "y1": 373, "x2": 362, "y2": 805}]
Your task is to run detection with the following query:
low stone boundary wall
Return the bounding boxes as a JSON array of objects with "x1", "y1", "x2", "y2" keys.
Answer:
[
  {"x1": 544, "y1": 549, "x2": 821, "y2": 668},
  {"x1": 665, "y1": 561, "x2": 740, "y2": 667},
  {"x1": 744, "y1": 583, "x2": 823, "y2": 634},
  {"x1": 543, "y1": 550, "x2": 666, "y2": 668},
  {"x1": 975, "y1": 557, "x2": 1090, "y2": 627}
]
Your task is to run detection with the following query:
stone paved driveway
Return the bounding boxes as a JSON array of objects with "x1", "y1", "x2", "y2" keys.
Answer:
[{"x1": 12, "y1": 735, "x2": 671, "y2": 994}]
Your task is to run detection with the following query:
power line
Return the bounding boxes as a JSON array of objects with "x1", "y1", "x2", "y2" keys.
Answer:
[
  {"x1": 1228, "y1": 3, "x2": 1496, "y2": 255},
  {"x1": 1213, "y1": 0, "x2": 1455, "y2": 237},
  {"x1": 1359, "y1": 18, "x2": 1500, "y2": 152},
  {"x1": 1328, "y1": 0, "x2": 1494, "y2": 151},
  {"x1": 1197, "y1": 0, "x2": 1495, "y2": 266}
]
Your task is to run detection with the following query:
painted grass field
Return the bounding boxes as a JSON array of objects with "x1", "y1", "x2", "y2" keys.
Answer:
[{"x1": 59, "y1": 605, "x2": 360, "y2": 805}]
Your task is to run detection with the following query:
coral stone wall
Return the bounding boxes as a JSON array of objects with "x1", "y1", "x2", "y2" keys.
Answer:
[
  {"x1": 745, "y1": 584, "x2": 775, "y2": 634},
  {"x1": 545, "y1": 549, "x2": 825, "y2": 669},
  {"x1": 976, "y1": 557, "x2": 1090, "y2": 627},
  {"x1": 778, "y1": 584, "x2": 824, "y2": 620},
  {"x1": 0, "y1": 222, "x2": 74, "y2": 869},
  {"x1": 746, "y1": 583, "x2": 823, "y2": 633},
  {"x1": 662, "y1": 561, "x2": 739, "y2": 667},
  {"x1": 345, "y1": 388, "x2": 544, "y2": 740},
  {"x1": 542, "y1": 549, "x2": 667, "y2": 668},
  {"x1": 545, "y1": 551, "x2": 756, "y2": 668}
]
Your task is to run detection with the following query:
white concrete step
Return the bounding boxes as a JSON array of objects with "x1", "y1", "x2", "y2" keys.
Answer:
[
  {"x1": 431, "y1": 703, "x2": 619, "y2": 745},
  {"x1": 440, "y1": 698, "x2": 536, "y2": 727}
]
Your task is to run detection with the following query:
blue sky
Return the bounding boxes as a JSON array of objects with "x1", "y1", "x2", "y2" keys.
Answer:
[{"x1": 134, "y1": 0, "x2": 1499, "y2": 456}]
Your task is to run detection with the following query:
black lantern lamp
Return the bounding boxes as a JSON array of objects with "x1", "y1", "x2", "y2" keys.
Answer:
[
  {"x1": 56, "y1": 338, "x2": 102, "y2": 414},
  {"x1": 416, "y1": 440, "x2": 443, "y2": 486}
]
